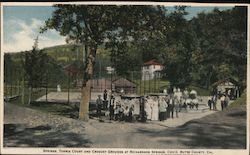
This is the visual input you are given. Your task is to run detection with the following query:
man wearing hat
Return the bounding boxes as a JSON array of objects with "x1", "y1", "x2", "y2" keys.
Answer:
[
  {"x1": 96, "y1": 95, "x2": 103, "y2": 118},
  {"x1": 103, "y1": 89, "x2": 108, "y2": 110}
]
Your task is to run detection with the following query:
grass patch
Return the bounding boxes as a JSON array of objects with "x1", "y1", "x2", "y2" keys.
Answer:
[
  {"x1": 6, "y1": 87, "x2": 79, "y2": 119},
  {"x1": 132, "y1": 79, "x2": 170, "y2": 95},
  {"x1": 230, "y1": 92, "x2": 246, "y2": 107},
  {"x1": 187, "y1": 85, "x2": 210, "y2": 96},
  {"x1": 30, "y1": 102, "x2": 78, "y2": 119}
]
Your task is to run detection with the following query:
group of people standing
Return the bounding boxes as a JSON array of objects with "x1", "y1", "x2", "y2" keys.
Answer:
[
  {"x1": 153, "y1": 95, "x2": 181, "y2": 121},
  {"x1": 96, "y1": 89, "x2": 137, "y2": 122},
  {"x1": 208, "y1": 93, "x2": 230, "y2": 111},
  {"x1": 96, "y1": 88, "x2": 199, "y2": 122},
  {"x1": 145, "y1": 88, "x2": 194, "y2": 122}
]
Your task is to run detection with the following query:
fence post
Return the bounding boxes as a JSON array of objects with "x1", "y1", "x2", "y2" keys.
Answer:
[
  {"x1": 68, "y1": 74, "x2": 70, "y2": 104},
  {"x1": 46, "y1": 72, "x2": 48, "y2": 102},
  {"x1": 148, "y1": 74, "x2": 151, "y2": 93},
  {"x1": 10, "y1": 70, "x2": 12, "y2": 97},
  {"x1": 21, "y1": 76, "x2": 25, "y2": 104},
  {"x1": 139, "y1": 72, "x2": 142, "y2": 95}
]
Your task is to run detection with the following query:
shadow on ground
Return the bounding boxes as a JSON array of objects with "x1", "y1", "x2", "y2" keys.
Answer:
[
  {"x1": 4, "y1": 124, "x2": 91, "y2": 147},
  {"x1": 135, "y1": 107, "x2": 246, "y2": 149}
]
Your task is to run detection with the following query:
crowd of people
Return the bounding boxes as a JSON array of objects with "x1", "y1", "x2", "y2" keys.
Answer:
[
  {"x1": 96, "y1": 92, "x2": 138, "y2": 122},
  {"x1": 208, "y1": 93, "x2": 230, "y2": 111},
  {"x1": 95, "y1": 88, "x2": 202, "y2": 122}
]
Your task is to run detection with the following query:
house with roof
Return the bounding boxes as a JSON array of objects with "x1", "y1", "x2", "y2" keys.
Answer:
[
  {"x1": 141, "y1": 59, "x2": 164, "y2": 80},
  {"x1": 212, "y1": 78, "x2": 240, "y2": 99},
  {"x1": 112, "y1": 77, "x2": 136, "y2": 94},
  {"x1": 63, "y1": 63, "x2": 80, "y2": 77},
  {"x1": 91, "y1": 78, "x2": 112, "y2": 92},
  {"x1": 76, "y1": 77, "x2": 136, "y2": 94}
]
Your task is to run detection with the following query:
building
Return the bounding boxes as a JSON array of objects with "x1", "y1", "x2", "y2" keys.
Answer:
[
  {"x1": 112, "y1": 77, "x2": 136, "y2": 94},
  {"x1": 91, "y1": 78, "x2": 112, "y2": 92},
  {"x1": 63, "y1": 63, "x2": 80, "y2": 77},
  {"x1": 141, "y1": 59, "x2": 164, "y2": 80},
  {"x1": 76, "y1": 77, "x2": 136, "y2": 94},
  {"x1": 212, "y1": 78, "x2": 240, "y2": 99}
]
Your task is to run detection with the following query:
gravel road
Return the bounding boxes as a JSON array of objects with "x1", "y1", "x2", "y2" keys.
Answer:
[{"x1": 3, "y1": 102, "x2": 246, "y2": 149}]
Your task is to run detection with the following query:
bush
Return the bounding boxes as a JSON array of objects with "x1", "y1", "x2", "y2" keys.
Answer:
[{"x1": 230, "y1": 91, "x2": 246, "y2": 107}]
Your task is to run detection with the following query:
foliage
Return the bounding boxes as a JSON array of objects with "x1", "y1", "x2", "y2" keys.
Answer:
[
  {"x1": 24, "y1": 48, "x2": 48, "y2": 88},
  {"x1": 229, "y1": 91, "x2": 246, "y2": 107},
  {"x1": 41, "y1": 5, "x2": 168, "y2": 120},
  {"x1": 189, "y1": 7, "x2": 247, "y2": 89},
  {"x1": 133, "y1": 79, "x2": 170, "y2": 95},
  {"x1": 4, "y1": 6, "x2": 247, "y2": 100},
  {"x1": 41, "y1": 5, "x2": 166, "y2": 81}
]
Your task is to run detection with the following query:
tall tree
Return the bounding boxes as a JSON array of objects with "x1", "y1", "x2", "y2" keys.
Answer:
[
  {"x1": 23, "y1": 37, "x2": 48, "y2": 104},
  {"x1": 160, "y1": 6, "x2": 197, "y2": 88},
  {"x1": 189, "y1": 6, "x2": 247, "y2": 88},
  {"x1": 41, "y1": 5, "x2": 166, "y2": 121}
]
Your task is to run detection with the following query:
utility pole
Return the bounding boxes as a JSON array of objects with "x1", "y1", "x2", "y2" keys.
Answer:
[
  {"x1": 143, "y1": 73, "x2": 146, "y2": 95},
  {"x1": 10, "y1": 69, "x2": 12, "y2": 97},
  {"x1": 131, "y1": 71, "x2": 133, "y2": 94},
  {"x1": 158, "y1": 72, "x2": 161, "y2": 93},
  {"x1": 21, "y1": 75, "x2": 25, "y2": 104},
  {"x1": 148, "y1": 74, "x2": 151, "y2": 93},
  {"x1": 140, "y1": 71, "x2": 142, "y2": 95},
  {"x1": 154, "y1": 73, "x2": 156, "y2": 93}
]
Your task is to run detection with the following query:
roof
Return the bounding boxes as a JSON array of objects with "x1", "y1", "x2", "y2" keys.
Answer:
[
  {"x1": 112, "y1": 77, "x2": 136, "y2": 87},
  {"x1": 143, "y1": 59, "x2": 163, "y2": 66},
  {"x1": 212, "y1": 78, "x2": 238, "y2": 87},
  {"x1": 63, "y1": 64, "x2": 80, "y2": 74},
  {"x1": 92, "y1": 78, "x2": 111, "y2": 87}
]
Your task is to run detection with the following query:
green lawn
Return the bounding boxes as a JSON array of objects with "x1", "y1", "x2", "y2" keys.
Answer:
[
  {"x1": 6, "y1": 87, "x2": 78, "y2": 119},
  {"x1": 230, "y1": 91, "x2": 246, "y2": 107},
  {"x1": 133, "y1": 79, "x2": 170, "y2": 95},
  {"x1": 131, "y1": 79, "x2": 212, "y2": 96},
  {"x1": 187, "y1": 85, "x2": 210, "y2": 96}
]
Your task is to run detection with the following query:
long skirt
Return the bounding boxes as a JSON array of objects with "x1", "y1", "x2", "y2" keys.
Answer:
[{"x1": 159, "y1": 112, "x2": 165, "y2": 121}]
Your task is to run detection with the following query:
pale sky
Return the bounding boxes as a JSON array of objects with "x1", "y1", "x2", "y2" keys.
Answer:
[{"x1": 2, "y1": 5, "x2": 233, "y2": 53}]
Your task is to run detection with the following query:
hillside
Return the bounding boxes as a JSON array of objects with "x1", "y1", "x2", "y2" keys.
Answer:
[
  {"x1": 4, "y1": 44, "x2": 112, "y2": 88},
  {"x1": 6, "y1": 44, "x2": 110, "y2": 64}
]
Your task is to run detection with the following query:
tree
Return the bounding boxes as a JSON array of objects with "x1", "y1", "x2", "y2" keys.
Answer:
[
  {"x1": 189, "y1": 6, "x2": 247, "y2": 89},
  {"x1": 159, "y1": 6, "x2": 196, "y2": 88},
  {"x1": 41, "y1": 5, "x2": 166, "y2": 121},
  {"x1": 4, "y1": 54, "x2": 13, "y2": 85},
  {"x1": 23, "y1": 37, "x2": 48, "y2": 104}
]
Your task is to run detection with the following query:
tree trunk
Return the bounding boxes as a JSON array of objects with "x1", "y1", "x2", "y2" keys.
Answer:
[
  {"x1": 78, "y1": 44, "x2": 97, "y2": 121},
  {"x1": 28, "y1": 86, "x2": 32, "y2": 104},
  {"x1": 79, "y1": 80, "x2": 91, "y2": 121},
  {"x1": 206, "y1": 71, "x2": 212, "y2": 89}
]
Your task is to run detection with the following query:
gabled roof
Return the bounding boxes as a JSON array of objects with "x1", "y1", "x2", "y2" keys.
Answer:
[
  {"x1": 143, "y1": 59, "x2": 163, "y2": 66},
  {"x1": 112, "y1": 77, "x2": 136, "y2": 87},
  {"x1": 63, "y1": 63, "x2": 80, "y2": 74},
  {"x1": 212, "y1": 78, "x2": 238, "y2": 87}
]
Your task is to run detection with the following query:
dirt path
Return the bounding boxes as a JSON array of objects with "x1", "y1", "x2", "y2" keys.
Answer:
[{"x1": 3, "y1": 103, "x2": 246, "y2": 149}]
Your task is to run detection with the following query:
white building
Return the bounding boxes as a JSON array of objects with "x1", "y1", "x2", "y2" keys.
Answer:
[{"x1": 141, "y1": 59, "x2": 164, "y2": 80}]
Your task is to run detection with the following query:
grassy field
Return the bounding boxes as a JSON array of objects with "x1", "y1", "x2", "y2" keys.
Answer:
[
  {"x1": 187, "y1": 85, "x2": 210, "y2": 96},
  {"x1": 6, "y1": 87, "x2": 78, "y2": 119},
  {"x1": 133, "y1": 79, "x2": 170, "y2": 95},
  {"x1": 132, "y1": 79, "x2": 210, "y2": 96},
  {"x1": 230, "y1": 91, "x2": 246, "y2": 107}
]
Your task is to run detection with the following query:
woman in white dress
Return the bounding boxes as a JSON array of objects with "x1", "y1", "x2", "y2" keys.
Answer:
[
  {"x1": 145, "y1": 97, "x2": 153, "y2": 120},
  {"x1": 151, "y1": 97, "x2": 159, "y2": 121}
]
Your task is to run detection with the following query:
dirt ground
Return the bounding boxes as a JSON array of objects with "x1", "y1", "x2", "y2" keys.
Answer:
[{"x1": 3, "y1": 102, "x2": 246, "y2": 149}]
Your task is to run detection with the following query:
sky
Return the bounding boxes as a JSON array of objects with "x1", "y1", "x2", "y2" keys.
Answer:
[{"x1": 2, "y1": 5, "x2": 233, "y2": 53}]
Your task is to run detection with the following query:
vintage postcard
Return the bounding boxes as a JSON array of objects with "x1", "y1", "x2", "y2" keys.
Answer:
[{"x1": 0, "y1": 1, "x2": 249, "y2": 155}]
